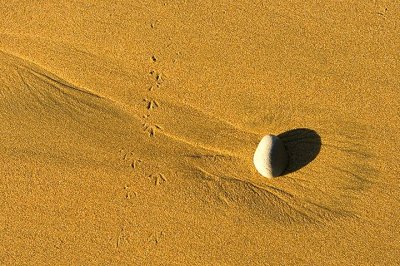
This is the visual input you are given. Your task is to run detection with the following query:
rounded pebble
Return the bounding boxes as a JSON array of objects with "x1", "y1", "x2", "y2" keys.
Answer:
[{"x1": 253, "y1": 134, "x2": 289, "y2": 178}]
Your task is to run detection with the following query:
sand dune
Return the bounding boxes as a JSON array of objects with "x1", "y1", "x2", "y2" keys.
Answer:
[{"x1": 1, "y1": 1, "x2": 399, "y2": 265}]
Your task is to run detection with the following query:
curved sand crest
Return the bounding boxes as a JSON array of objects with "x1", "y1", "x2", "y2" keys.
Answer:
[
  {"x1": 137, "y1": 96, "x2": 379, "y2": 223},
  {"x1": 0, "y1": 48, "x2": 378, "y2": 227},
  {"x1": 0, "y1": 50, "x2": 156, "y2": 165},
  {"x1": 1, "y1": 1, "x2": 399, "y2": 264},
  {"x1": 0, "y1": 50, "x2": 393, "y2": 266}
]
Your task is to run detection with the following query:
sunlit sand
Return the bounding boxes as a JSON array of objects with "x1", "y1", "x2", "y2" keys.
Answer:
[{"x1": 0, "y1": 1, "x2": 399, "y2": 265}]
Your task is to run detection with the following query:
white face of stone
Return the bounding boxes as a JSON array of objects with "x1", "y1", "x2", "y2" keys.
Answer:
[
  {"x1": 253, "y1": 134, "x2": 288, "y2": 178},
  {"x1": 253, "y1": 135, "x2": 274, "y2": 178}
]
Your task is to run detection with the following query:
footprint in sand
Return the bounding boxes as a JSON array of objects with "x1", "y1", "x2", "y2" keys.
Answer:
[
  {"x1": 120, "y1": 149, "x2": 142, "y2": 170},
  {"x1": 144, "y1": 98, "x2": 160, "y2": 110},
  {"x1": 143, "y1": 123, "x2": 162, "y2": 137},
  {"x1": 123, "y1": 185, "x2": 137, "y2": 199},
  {"x1": 130, "y1": 159, "x2": 142, "y2": 170},
  {"x1": 148, "y1": 231, "x2": 165, "y2": 245},
  {"x1": 148, "y1": 70, "x2": 164, "y2": 91},
  {"x1": 148, "y1": 173, "x2": 167, "y2": 186}
]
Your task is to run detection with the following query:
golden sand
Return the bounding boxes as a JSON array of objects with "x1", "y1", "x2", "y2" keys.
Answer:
[{"x1": 1, "y1": 1, "x2": 399, "y2": 265}]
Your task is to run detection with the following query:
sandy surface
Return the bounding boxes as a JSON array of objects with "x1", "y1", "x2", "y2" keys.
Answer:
[{"x1": 1, "y1": 1, "x2": 399, "y2": 265}]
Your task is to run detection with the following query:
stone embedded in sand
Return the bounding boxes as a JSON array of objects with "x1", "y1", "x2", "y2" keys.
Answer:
[{"x1": 253, "y1": 134, "x2": 289, "y2": 178}]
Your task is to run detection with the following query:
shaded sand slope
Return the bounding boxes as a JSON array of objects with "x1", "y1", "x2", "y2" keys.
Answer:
[
  {"x1": 1, "y1": 1, "x2": 400, "y2": 265},
  {"x1": 0, "y1": 47, "x2": 398, "y2": 265}
]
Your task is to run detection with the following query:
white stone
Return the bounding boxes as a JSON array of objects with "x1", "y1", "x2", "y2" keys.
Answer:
[{"x1": 253, "y1": 134, "x2": 289, "y2": 178}]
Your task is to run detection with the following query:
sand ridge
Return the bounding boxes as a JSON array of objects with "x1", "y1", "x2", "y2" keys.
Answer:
[{"x1": 1, "y1": 1, "x2": 400, "y2": 265}]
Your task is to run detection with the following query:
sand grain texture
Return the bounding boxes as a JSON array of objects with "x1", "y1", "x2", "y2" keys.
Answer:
[{"x1": 1, "y1": 1, "x2": 399, "y2": 265}]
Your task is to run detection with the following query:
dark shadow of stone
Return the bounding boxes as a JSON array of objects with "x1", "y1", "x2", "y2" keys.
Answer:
[{"x1": 278, "y1": 128, "x2": 321, "y2": 175}]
